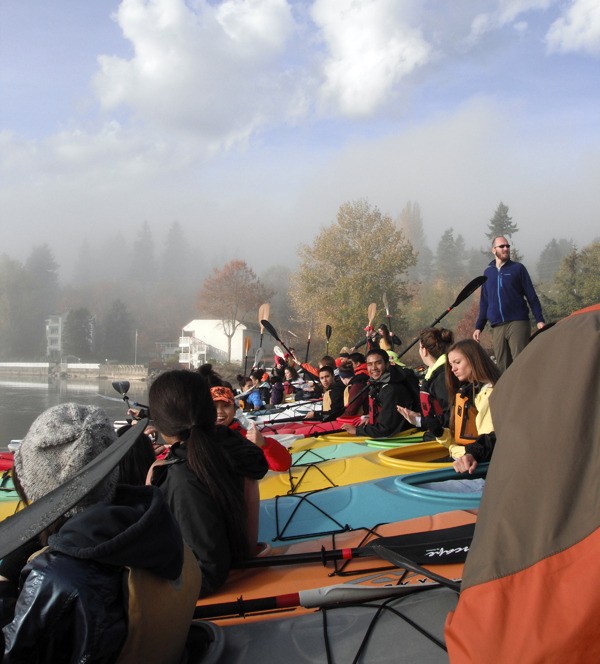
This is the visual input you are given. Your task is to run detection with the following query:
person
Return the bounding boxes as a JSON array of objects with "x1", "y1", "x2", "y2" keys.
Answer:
[
  {"x1": 1, "y1": 403, "x2": 198, "y2": 664},
  {"x1": 397, "y1": 327, "x2": 454, "y2": 440},
  {"x1": 237, "y1": 373, "x2": 264, "y2": 411},
  {"x1": 250, "y1": 369, "x2": 271, "y2": 405},
  {"x1": 377, "y1": 323, "x2": 401, "y2": 351},
  {"x1": 400, "y1": 339, "x2": 500, "y2": 473},
  {"x1": 211, "y1": 385, "x2": 291, "y2": 472},
  {"x1": 148, "y1": 369, "x2": 268, "y2": 597},
  {"x1": 341, "y1": 348, "x2": 419, "y2": 438},
  {"x1": 303, "y1": 365, "x2": 345, "y2": 421},
  {"x1": 338, "y1": 359, "x2": 369, "y2": 418},
  {"x1": 473, "y1": 235, "x2": 545, "y2": 372},
  {"x1": 282, "y1": 366, "x2": 303, "y2": 401}
]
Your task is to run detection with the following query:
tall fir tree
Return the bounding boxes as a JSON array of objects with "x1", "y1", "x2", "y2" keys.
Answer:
[{"x1": 486, "y1": 202, "x2": 518, "y2": 242}]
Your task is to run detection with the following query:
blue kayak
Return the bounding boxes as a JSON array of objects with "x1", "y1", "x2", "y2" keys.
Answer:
[{"x1": 258, "y1": 465, "x2": 486, "y2": 544}]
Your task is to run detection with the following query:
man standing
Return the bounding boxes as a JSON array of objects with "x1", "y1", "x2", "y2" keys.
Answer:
[{"x1": 473, "y1": 236, "x2": 545, "y2": 372}]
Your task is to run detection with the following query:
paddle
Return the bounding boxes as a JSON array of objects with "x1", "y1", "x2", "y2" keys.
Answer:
[
  {"x1": 193, "y1": 576, "x2": 442, "y2": 620},
  {"x1": 0, "y1": 421, "x2": 149, "y2": 559},
  {"x1": 243, "y1": 336, "x2": 252, "y2": 375},
  {"x1": 261, "y1": 319, "x2": 293, "y2": 356},
  {"x1": 253, "y1": 347, "x2": 265, "y2": 370},
  {"x1": 258, "y1": 303, "x2": 270, "y2": 349},
  {"x1": 237, "y1": 522, "x2": 474, "y2": 570},
  {"x1": 398, "y1": 276, "x2": 487, "y2": 358},
  {"x1": 383, "y1": 292, "x2": 392, "y2": 333},
  {"x1": 325, "y1": 324, "x2": 332, "y2": 355},
  {"x1": 111, "y1": 381, "x2": 149, "y2": 418},
  {"x1": 372, "y1": 543, "x2": 461, "y2": 592},
  {"x1": 273, "y1": 345, "x2": 286, "y2": 359},
  {"x1": 304, "y1": 326, "x2": 311, "y2": 363}
]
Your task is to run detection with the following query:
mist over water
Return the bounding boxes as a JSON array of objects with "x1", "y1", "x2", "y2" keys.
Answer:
[{"x1": 0, "y1": 379, "x2": 149, "y2": 444}]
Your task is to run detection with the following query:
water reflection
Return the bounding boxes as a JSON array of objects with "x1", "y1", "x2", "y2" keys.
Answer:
[{"x1": 0, "y1": 378, "x2": 149, "y2": 445}]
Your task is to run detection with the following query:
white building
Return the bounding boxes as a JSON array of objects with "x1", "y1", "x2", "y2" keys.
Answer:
[{"x1": 180, "y1": 319, "x2": 269, "y2": 366}]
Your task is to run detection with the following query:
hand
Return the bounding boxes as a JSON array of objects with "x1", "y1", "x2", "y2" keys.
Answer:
[
  {"x1": 397, "y1": 406, "x2": 419, "y2": 426},
  {"x1": 303, "y1": 411, "x2": 315, "y2": 420},
  {"x1": 536, "y1": 322, "x2": 545, "y2": 330},
  {"x1": 453, "y1": 453, "x2": 478, "y2": 474},
  {"x1": 423, "y1": 416, "x2": 443, "y2": 438},
  {"x1": 341, "y1": 424, "x2": 357, "y2": 435},
  {"x1": 246, "y1": 422, "x2": 266, "y2": 448},
  {"x1": 472, "y1": 330, "x2": 481, "y2": 343}
]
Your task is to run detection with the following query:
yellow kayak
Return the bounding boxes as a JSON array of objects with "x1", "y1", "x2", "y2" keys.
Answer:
[
  {"x1": 259, "y1": 441, "x2": 452, "y2": 499},
  {"x1": 287, "y1": 428, "x2": 423, "y2": 454},
  {"x1": 0, "y1": 472, "x2": 22, "y2": 521}
]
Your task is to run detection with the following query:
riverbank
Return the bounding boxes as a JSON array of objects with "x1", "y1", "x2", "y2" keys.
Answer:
[{"x1": 0, "y1": 362, "x2": 148, "y2": 381}]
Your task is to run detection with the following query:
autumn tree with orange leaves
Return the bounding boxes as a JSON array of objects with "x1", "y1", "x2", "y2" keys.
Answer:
[{"x1": 197, "y1": 260, "x2": 273, "y2": 362}]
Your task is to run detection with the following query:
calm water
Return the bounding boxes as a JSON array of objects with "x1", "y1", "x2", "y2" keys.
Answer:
[{"x1": 0, "y1": 378, "x2": 149, "y2": 446}]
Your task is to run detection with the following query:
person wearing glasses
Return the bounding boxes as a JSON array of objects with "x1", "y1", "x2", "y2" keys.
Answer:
[{"x1": 473, "y1": 236, "x2": 545, "y2": 372}]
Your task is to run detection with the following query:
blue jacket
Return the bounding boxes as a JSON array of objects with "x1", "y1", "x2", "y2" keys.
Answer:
[{"x1": 476, "y1": 260, "x2": 544, "y2": 330}]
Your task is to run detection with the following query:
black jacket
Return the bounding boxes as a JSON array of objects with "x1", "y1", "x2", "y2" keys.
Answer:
[
  {"x1": 356, "y1": 366, "x2": 415, "y2": 438},
  {"x1": 1, "y1": 485, "x2": 183, "y2": 664},
  {"x1": 152, "y1": 426, "x2": 268, "y2": 596}
]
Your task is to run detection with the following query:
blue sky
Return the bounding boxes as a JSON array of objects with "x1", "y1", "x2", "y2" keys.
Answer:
[{"x1": 1, "y1": 0, "x2": 599, "y2": 277}]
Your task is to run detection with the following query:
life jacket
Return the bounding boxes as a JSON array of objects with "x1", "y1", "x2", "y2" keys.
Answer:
[
  {"x1": 420, "y1": 389, "x2": 443, "y2": 418},
  {"x1": 453, "y1": 385, "x2": 479, "y2": 445}
]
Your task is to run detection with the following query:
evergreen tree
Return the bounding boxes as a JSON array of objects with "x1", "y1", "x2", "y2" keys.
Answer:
[
  {"x1": 434, "y1": 229, "x2": 467, "y2": 283},
  {"x1": 63, "y1": 308, "x2": 94, "y2": 359},
  {"x1": 486, "y1": 202, "x2": 518, "y2": 242},
  {"x1": 536, "y1": 238, "x2": 576, "y2": 283},
  {"x1": 101, "y1": 299, "x2": 134, "y2": 362},
  {"x1": 397, "y1": 201, "x2": 429, "y2": 279}
]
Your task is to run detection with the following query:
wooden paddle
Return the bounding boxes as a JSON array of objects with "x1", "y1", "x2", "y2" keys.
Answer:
[
  {"x1": 243, "y1": 336, "x2": 252, "y2": 374},
  {"x1": 258, "y1": 303, "x2": 270, "y2": 349},
  {"x1": 398, "y1": 276, "x2": 487, "y2": 358}
]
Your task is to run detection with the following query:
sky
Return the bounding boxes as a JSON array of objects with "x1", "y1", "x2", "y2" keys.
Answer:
[{"x1": 1, "y1": 0, "x2": 599, "y2": 279}]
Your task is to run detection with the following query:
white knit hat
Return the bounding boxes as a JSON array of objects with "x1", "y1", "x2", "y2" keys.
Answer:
[{"x1": 14, "y1": 403, "x2": 118, "y2": 514}]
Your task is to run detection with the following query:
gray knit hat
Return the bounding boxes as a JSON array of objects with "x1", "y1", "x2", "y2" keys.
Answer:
[{"x1": 14, "y1": 403, "x2": 118, "y2": 514}]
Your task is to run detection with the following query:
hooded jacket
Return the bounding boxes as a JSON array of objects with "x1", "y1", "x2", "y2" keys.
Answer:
[{"x1": 2, "y1": 485, "x2": 183, "y2": 664}]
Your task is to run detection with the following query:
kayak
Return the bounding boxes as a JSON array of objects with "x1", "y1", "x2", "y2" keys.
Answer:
[
  {"x1": 1, "y1": 472, "x2": 21, "y2": 521},
  {"x1": 286, "y1": 428, "x2": 423, "y2": 452},
  {"x1": 195, "y1": 509, "x2": 474, "y2": 625},
  {"x1": 259, "y1": 441, "x2": 453, "y2": 499},
  {"x1": 259, "y1": 465, "x2": 486, "y2": 544},
  {"x1": 193, "y1": 586, "x2": 458, "y2": 663}
]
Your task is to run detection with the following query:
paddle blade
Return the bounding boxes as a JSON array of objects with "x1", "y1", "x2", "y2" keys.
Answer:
[
  {"x1": 450, "y1": 276, "x2": 487, "y2": 310},
  {"x1": 367, "y1": 302, "x2": 377, "y2": 325},
  {"x1": 258, "y1": 303, "x2": 270, "y2": 331},
  {"x1": 112, "y1": 380, "x2": 130, "y2": 396},
  {"x1": 274, "y1": 345, "x2": 286, "y2": 359},
  {"x1": 325, "y1": 324, "x2": 332, "y2": 340},
  {"x1": 0, "y1": 421, "x2": 149, "y2": 559},
  {"x1": 244, "y1": 336, "x2": 252, "y2": 354},
  {"x1": 383, "y1": 292, "x2": 390, "y2": 315},
  {"x1": 254, "y1": 347, "x2": 265, "y2": 368}
]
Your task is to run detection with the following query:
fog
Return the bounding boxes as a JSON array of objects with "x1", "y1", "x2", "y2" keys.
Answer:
[{"x1": 1, "y1": 0, "x2": 599, "y2": 278}]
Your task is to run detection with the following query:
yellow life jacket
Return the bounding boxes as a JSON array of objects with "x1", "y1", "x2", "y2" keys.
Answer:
[
  {"x1": 454, "y1": 390, "x2": 479, "y2": 445},
  {"x1": 116, "y1": 543, "x2": 201, "y2": 664}
]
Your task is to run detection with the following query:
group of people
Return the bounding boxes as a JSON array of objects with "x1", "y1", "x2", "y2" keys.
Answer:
[{"x1": 0, "y1": 235, "x2": 548, "y2": 661}]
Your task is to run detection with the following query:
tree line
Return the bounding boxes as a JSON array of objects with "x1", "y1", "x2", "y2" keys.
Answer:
[{"x1": 1, "y1": 204, "x2": 597, "y2": 364}]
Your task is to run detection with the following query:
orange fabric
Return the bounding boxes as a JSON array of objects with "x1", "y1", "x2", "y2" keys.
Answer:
[
  {"x1": 446, "y1": 527, "x2": 600, "y2": 664},
  {"x1": 566, "y1": 302, "x2": 600, "y2": 318},
  {"x1": 453, "y1": 393, "x2": 479, "y2": 445}
]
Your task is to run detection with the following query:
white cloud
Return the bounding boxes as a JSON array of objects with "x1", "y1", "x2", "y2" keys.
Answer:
[
  {"x1": 310, "y1": 0, "x2": 431, "y2": 116},
  {"x1": 546, "y1": 0, "x2": 600, "y2": 55},
  {"x1": 470, "y1": 0, "x2": 555, "y2": 40},
  {"x1": 93, "y1": 0, "x2": 298, "y2": 148}
]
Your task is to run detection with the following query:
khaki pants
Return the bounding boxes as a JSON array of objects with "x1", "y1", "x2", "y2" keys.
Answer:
[{"x1": 491, "y1": 320, "x2": 531, "y2": 373}]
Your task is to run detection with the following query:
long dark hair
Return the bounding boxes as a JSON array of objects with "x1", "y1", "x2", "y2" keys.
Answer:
[
  {"x1": 445, "y1": 340, "x2": 501, "y2": 432},
  {"x1": 149, "y1": 369, "x2": 250, "y2": 561}
]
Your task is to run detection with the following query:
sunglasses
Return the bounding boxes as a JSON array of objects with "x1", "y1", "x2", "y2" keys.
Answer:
[{"x1": 494, "y1": 244, "x2": 510, "y2": 249}]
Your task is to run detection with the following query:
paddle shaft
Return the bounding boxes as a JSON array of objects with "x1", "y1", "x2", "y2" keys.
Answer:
[
  {"x1": 236, "y1": 523, "x2": 474, "y2": 570},
  {"x1": 398, "y1": 276, "x2": 487, "y2": 358}
]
